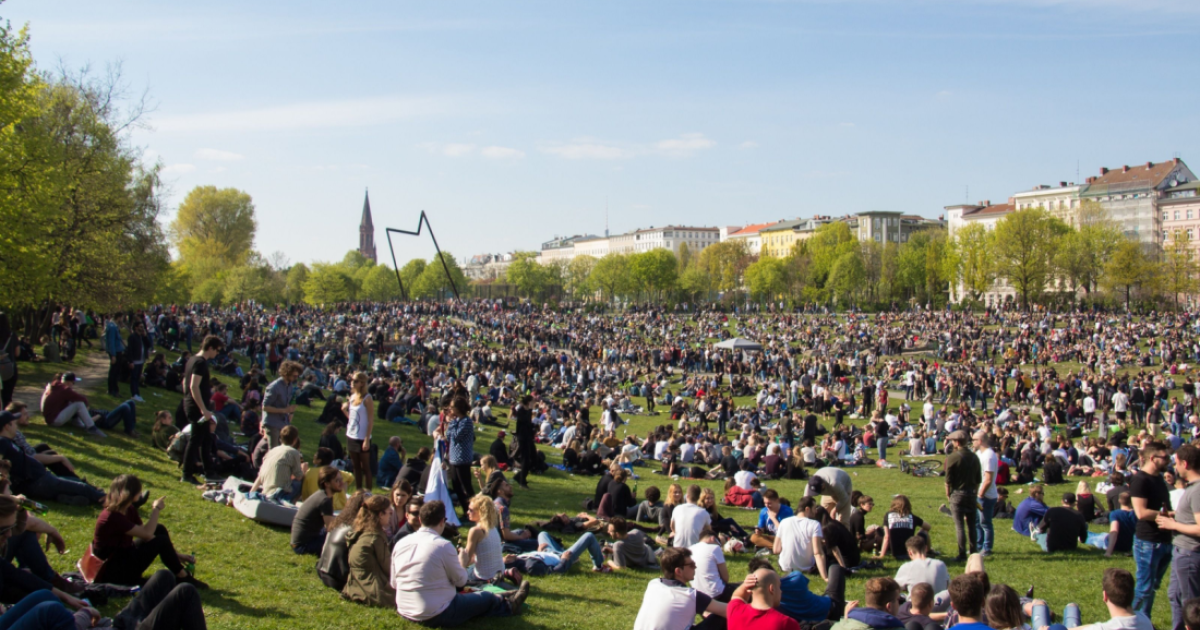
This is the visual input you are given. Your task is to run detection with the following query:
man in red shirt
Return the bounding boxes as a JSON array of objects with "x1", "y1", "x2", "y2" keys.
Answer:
[{"x1": 728, "y1": 568, "x2": 801, "y2": 630}]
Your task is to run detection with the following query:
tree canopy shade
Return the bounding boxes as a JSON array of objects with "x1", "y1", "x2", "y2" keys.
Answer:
[{"x1": 991, "y1": 208, "x2": 1070, "y2": 307}]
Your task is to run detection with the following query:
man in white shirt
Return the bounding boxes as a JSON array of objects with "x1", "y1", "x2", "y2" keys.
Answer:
[
  {"x1": 734, "y1": 469, "x2": 758, "y2": 491},
  {"x1": 1060, "y1": 568, "x2": 1153, "y2": 630},
  {"x1": 392, "y1": 500, "x2": 530, "y2": 625},
  {"x1": 672, "y1": 485, "x2": 713, "y2": 548},
  {"x1": 633, "y1": 547, "x2": 727, "y2": 630},
  {"x1": 975, "y1": 431, "x2": 1000, "y2": 556},
  {"x1": 774, "y1": 497, "x2": 828, "y2": 581},
  {"x1": 690, "y1": 527, "x2": 735, "y2": 601}
]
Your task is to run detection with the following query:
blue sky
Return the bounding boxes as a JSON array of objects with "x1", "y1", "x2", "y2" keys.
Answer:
[{"x1": 8, "y1": 0, "x2": 1199, "y2": 266}]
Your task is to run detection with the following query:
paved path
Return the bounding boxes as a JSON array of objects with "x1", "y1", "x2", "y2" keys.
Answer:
[{"x1": 12, "y1": 353, "x2": 109, "y2": 418}]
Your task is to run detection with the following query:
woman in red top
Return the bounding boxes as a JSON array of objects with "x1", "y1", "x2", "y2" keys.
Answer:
[{"x1": 93, "y1": 474, "x2": 205, "y2": 588}]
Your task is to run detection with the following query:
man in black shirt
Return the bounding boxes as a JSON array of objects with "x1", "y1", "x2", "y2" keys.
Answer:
[
  {"x1": 180, "y1": 335, "x2": 225, "y2": 484},
  {"x1": 803, "y1": 413, "x2": 819, "y2": 444},
  {"x1": 1129, "y1": 440, "x2": 1173, "y2": 615},
  {"x1": 1034, "y1": 493, "x2": 1088, "y2": 552},
  {"x1": 291, "y1": 466, "x2": 343, "y2": 554},
  {"x1": 943, "y1": 431, "x2": 981, "y2": 561},
  {"x1": 513, "y1": 396, "x2": 536, "y2": 489}
]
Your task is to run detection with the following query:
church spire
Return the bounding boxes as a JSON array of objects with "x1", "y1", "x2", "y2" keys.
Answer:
[{"x1": 358, "y1": 189, "x2": 377, "y2": 262}]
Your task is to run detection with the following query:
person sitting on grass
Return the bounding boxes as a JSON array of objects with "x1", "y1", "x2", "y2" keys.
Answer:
[
  {"x1": 5, "y1": 402, "x2": 81, "y2": 481},
  {"x1": 291, "y1": 466, "x2": 345, "y2": 555},
  {"x1": 92, "y1": 474, "x2": 206, "y2": 589},
  {"x1": 39, "y1": 372, "x2": 109, "y2": 438},
  {"x1": 487, "y1": 477, "x2": 538, "y2": 553},
  {"x1": 984, "y1": 584, "x2": 1026, "y2": 630},
  {"x1": 459, "y1": 495, "x2": 506, "y2": 584},
  {"x1": 249, "y1": 425, "x2": 306, "y2": 502},
  {"x1": 894, "y1": 535, "x2": 948, "y2": 603},
  {"x1": 318, "y1": 491, "x2": 368, "y2": 592},
  {"x1": 691, "y1": 525, "x2": 735, "y2": 602},
  {"x1": 392, "y1": 500, "x2": 531, "y2": 626},
  {"x1": 748, "y1": 555, "x2": 847, "y2": 626},
  {"x1": 300, "y1": 448, "x2": 354, "y2": 511},
  {"x1": 1035, "y1": 568, "x2": 1150, "y2": 630},
  {"x1": 604, "y1": 516, "x2": 658, "y2": 572},
  {"x1": 899, "y1": 582, "x2": 939, "y2": 630},
  {"x1": 0, "y1": 411, "x2": 104, "y2": 506},
  {"x1": 377, "y1": 436, "x2": 405, "y2": 489},
  {"x1": 942, "y1": 573, "x2": 990, "y2": 630},
  {"x1": 1032, "y1": 493, "x2": 1088, "y2": 553},
  {"x1": 632, "y1": 546, "x2": 728, "y2": 630},
  {"x1": 342, "y1": 494, "x2": 395, "y2": 608},
  {"x1": 1012, "y1": 484, "x2": 1048, "y2": 538},
  {"x1": 993, "y1": 487, "x2": 1015, "y2": 519},
  {"x1": 151, "y1": 410, "x2": 178, "y2": 451},
  {"x1": 749, "y1": 489, "x2": 794, "y2": 550},
  {"x1": 726, "y1": 567, "x2": 801, "y2": 630},
  {"x1": 831, "y1": 576, "x2": 906, "y2": 630},
  {"x1": 878, "y1": 495, "x2": 932, "y2": 562},
  {"x1": 1104, "y1": 492, "x2": 1136, "y2": 557}
]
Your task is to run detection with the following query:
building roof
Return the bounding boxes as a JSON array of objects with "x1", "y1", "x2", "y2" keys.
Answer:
[
  {"x1": 760, "y1": 219, "x2": 806, "y2": 233},
  {"x1": 728, "y1": 221, "x2": 780, "y2": 237},
  {"x1": 633, "y1": 225, "x2": 719, "y2": 233},
  {"x1": 1083, "y1": 159, "x2": 1184, "y2": 194},
  {"x1": 961, "y1": 202, "x2": 1015, "y2": 219}
]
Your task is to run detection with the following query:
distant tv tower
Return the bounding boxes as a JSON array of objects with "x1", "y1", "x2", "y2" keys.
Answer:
[{"x1": 605, "y1": 197, "x2": 609, "y2": 238}]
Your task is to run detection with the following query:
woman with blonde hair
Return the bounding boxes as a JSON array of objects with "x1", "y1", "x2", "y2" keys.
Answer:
[
  {"x1": 92, "y1": 474, "x2": 202, "y2": 588},
  {"x1": 1075, "y1": 480, "x2": 1101, "y2": 521},
  {"x1": 474, "y1": 455, "x2": 504, "y2": 493},
  {"x1": 460, "y1": 495, "x2": 505, "y2": 583},
  {"x1": 342, "y1": 372, "x2": 374, "y2": 491},
  {"x1": 342, "y1": 494, "x2": 395, "y2": 607}
]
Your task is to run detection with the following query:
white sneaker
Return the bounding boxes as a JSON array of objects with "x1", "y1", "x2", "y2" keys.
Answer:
[{"x1": 132, "y1": 395, "x2": 145, "y2": 403}]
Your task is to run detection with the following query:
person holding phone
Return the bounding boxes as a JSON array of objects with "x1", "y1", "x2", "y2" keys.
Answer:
[{"x1": 180, "y1": 335, "x2": 224, "y2": 485}]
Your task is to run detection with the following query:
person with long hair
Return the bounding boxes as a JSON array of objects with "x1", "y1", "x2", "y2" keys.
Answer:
[
  {"x1": 342, "y1": 495, "x2": 396, "y2": 607},
  {"x1": 342, "y1": 372, "x2": 374, "y2": 492},
  {"x1": 383, "y1": 480, "x2": 414, "y2": 541},
  {"x1": 93, "y1": 474, "x2": 204, "y2": 588},
  {"x1": 460, "y1": 495, "x2": 504, "y2": 584},
  {"x1": 878, "y1": 494, "x2": 931, "y2": 561},
  {"x1": 318, "y1": 491, "x2": 368, "y2": 592}
]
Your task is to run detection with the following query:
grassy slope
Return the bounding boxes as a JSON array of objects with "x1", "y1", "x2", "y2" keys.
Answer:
[{"x1": 12, "y1": 350, "x2": 1172, "y2": 629}]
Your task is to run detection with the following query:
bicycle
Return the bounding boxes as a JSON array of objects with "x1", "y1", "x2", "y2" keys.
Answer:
[{"x1": 899, "y1": 458, "x2": 944, "y2": 478}]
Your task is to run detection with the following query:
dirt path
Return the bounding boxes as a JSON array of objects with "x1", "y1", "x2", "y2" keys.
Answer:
[{"x1": 11, "y1": 353, "x2": 110, "y2": 416}]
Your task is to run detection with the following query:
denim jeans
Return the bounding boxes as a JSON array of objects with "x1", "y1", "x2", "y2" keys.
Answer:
[
  {"x1": 4, "y1": 531, "x2": 56, "y2": 584},
  {"x1": 420, "y1": 591, "x2": 510, "y2": 627},
  {"x1": 95, "y1": 401, "x2": 137, "y2": 433},
  {"x1": 25, "y1": 473, "x2": 104, "y2": 505},
  {"x1": 878, "y1": 437, "x2": 888, "y2": 462},
  {"x1": 1169, "y1": 546, "x2": 1200, "y2": 630},
  {"x1": 1032, "y1": 602, "x2": 1080, "y2": 630},
  {"x1": 129, "y1": 362, "x2": 144, "y2": 398},
  {"x1": 538, "y1": 531, "x2": 603, "y2": 572},
  {"x1": 976, "y1": 496, "x2": 997, "y2": 552},
  {"x1": 0, "y1": 590, "x2": 75, "y2": 630},
  {"x1": 1133, "y1": 538, "x2": 1173, "y2": 614}
]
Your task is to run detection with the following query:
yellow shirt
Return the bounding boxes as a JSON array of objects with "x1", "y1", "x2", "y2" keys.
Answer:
[{"x1": 300, "y1": 468, "x2": 353, "y2": 510}]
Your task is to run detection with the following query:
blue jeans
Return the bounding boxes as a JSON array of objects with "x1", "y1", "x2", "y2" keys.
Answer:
[
  {"x1": 878, "y1": 437, "x2": 888, "y2": 462},
  {"x1": 25, "y1": 473, "x2": 104, "y2": 505},
  {"x1": 1133, "y1": 538, "x2": 1173, "y2": 614},
  {"x1": 95, "y1": 401, "x2": 138, "y2": 433},
  {"x1": 421, "y1": 591, "x2": 510, "y2": 627},
  {"x1": 4, "y1": 531, "x2": 56, "y2": 583},
  {"x1": 976, "y1": 496, "x2": 997, "y2": 552},
  {"x1": 1170, "y1": 547, "x2": 1200, "y2": 630},
  {"x1": 1032, "y1": 603, "x2": 1080, "y2": 630},
  {"x1": 0, "y1": 590, "x2": 75, "y2": 630},
  {"x1": 292, "y1": 530, "x2": 326, "y2": 555},
  {"x1": 537, "y1": 531, "x2": 603, "y2": 572}
]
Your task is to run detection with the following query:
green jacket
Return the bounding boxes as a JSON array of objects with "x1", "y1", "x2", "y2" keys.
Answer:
[{"x1": 341, "y1": 529, "x2": 395, "y2": 607}]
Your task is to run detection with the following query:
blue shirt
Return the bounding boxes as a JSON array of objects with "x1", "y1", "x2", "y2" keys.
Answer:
[
  {"x1": 1109, "y1": 508, "x2": 1137, "y2": 552},
  {"x1": 778, "y1": 570, "x2": 832, "y2": 622},
  {"x1": 105, "y1": 321, "x2": 125, "y2": 355},
  {"x1": 446, "y1": 417, "x2": 476, "y2": 466},
  {"x1": 757, "y1": 504, "x2": 795, "y2": 535},
  {"x1": 1013, "y1": 497, "x2": 1048, "y2": 537}
]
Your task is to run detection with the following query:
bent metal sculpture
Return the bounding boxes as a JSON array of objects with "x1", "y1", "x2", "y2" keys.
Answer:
[{"x1": 384, "y1": 210, "x2": 460, "y2": 300}]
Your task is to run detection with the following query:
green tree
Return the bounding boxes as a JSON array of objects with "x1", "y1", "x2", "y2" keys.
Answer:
[
  {"x1": 950, "y1": 222, "x2": 996, "y2": 302},
  {"x1": 629, "y1": 249, "x2": 678, "y2": 298},
  {"x1": 744, "y1": 257, "x2": 788, "y2": 300},
  {"x1": 590, "y1": 253, "x2": 633, "y2": 300},
  {"x1": 411, "y1": 252, "x2": 467, "y2": 299},
  {"x1": 361, "y1": 264, "x2": 402, "y2": 302},
  {"x1": 564, "y1": 256, "x2": 597, "y2": 299},
  {"x1": 170, "y1": 186, "x2": 257, "y2": 284},
  {"x1": 1104, "y1": 240, "x2": 1156, "y2": 309},
  {"x1": 677, "y1": 266, "x2": 711, "y2": 301},
  {"x1": 1158, "y1": 233, "x2": 1195, "y2": 311},
  {"x1": 992, "y1": 208, "x2": 1069, "y2": 307},
  {"x1": 1056, "y1": 201, "x2": 1122, "y2": 297},
  {"x1": 285, "y1": 263, "x2": 309, "y2": 304},
  {"x1": 303, "y1": 263, "x2": 354, "y2": 305},
  {"x1": 828, "y1": 249, "x2": 866, "y2": 306},
  {"x1": 676, "y1": 242, "x2": 693, "y2": 270},
  {"x1": 506, "y1": 251, "x2": 554, "y2": 299},
  {"x1": 697, "y1": 241, "x2": 751, "y2": 292},
  {"x1": 397, "y1": 259, "x2": 427, "y2": 297}
]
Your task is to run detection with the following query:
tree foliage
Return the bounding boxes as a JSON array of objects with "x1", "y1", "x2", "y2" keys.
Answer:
[{"x1": 992, "y1": 208, "x2": 1069, "y2": 307}]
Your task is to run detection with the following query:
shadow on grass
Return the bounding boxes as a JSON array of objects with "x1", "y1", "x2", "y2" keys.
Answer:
[{"x1": 201, "y1": 588, "x2": 293, "y2": 619}]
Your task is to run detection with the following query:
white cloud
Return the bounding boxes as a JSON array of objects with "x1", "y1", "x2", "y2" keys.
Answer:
[
  {"x1": 162, "y1": 163, "x2": 196, "y2": 174},
  {"x1": 441, "y1": 143, "x2": 477, "y2": 157},
  {"x1": 541, "y1": 140, "x2": 633, "y2": 160},
  {"x1": 654, "y1": 132, "x2": 716, "y2": 156},
  {"x1": 156, "y1": 96, "x2": 447, "y2": 133},
  {"x1": 195, "y1": 148, "x2": 245, "y2": 161},
  {"x1": 480, "y1": 146, "x2": 525, "y2": 159},
  {"x1": 739, "y1": 141, "x2": 759, "y2": 149}
]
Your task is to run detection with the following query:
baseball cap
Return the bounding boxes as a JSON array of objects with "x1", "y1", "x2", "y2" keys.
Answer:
[
  {"x1": 0, "y1": 411, "x2": 17, "y2": 429},
  {"x1": 61, "y1": 372, "x2": 81, "y2": 383},
  {"x1": 497, "y1": 430, "x2": 506, "y2": 439}
]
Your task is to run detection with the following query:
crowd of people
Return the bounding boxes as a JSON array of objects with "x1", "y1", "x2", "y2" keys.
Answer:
[{"x1": 0, "y1": 299, "x2": 1199, "y2": 629}]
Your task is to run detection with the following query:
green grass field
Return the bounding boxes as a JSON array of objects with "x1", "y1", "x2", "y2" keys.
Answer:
[{"x1": 10, "y1": 350, "x2": 1175, "y2": 629}]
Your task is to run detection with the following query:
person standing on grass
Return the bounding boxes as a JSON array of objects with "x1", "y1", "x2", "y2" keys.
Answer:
[
  {"x1": 1156, "y1": 443, "x2": 1200, "y2": 630},
  {"x1": 1129, "y1": 440, "x2": 1173, "y2": 615},
  {"x1": 974, "y1": 430, "x2": 999, "y2": 556},
  {"x1": 126, "y1": 320, "x2": 150, "y2": 404},
  {"x1": 943, "y1": 430, "x2": 980, "y2": 561},
  {"x1": 261, "y1": 360, "x2": 302, "y2": 449},
  {"x1": 180, "y1": 335, "x2": 224, "y2": 485},
  {"x1": 105, "y1": 312, "x2": 127, "y2": 398},
  {"x1": 444, "y1": 397, "x2": 476, "y2": 522},
  {"x1": 513, "y1": 395, "x2": 536, "y2": 490},
  {"x1": 343, "y1": 372, "x2": 374, "y2": 492}
]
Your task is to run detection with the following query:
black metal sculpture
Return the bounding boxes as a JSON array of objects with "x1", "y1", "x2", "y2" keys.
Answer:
[{"x1": 384, "y1": 210, "x2": 460, "y2": 300}]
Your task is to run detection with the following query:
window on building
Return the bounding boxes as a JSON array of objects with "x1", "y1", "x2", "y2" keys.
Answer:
[
  {"x1": 1189, "y1": 210, "x2": 1195, "y2": 220},
  {"x1": 1176, "y1": 211, "x2": 1181, "y2": 221},
  {"x1": 1190, "y1": 229, "x2": 1195, "y2": 241},
  {"x1": 1164, "y1": 212, "x2": 1170, "y2": 222}
]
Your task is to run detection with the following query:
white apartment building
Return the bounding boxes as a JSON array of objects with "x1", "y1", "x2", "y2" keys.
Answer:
[
  {"x1": 945, "y1": 200, "x2": 1017, "y2": 305},
  {"x1": 1080, "y1": 158, "x2": 1195, "y2": 244},
  {"x1": 1012, "y1": 182, "x2": 1083, "y2": 227},
  {"x1": 722, "y1": 222, "x2": 779, "y2": 256}
]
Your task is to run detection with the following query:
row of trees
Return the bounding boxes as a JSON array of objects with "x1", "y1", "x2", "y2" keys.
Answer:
[{"x1": 0, "y1": 17, "x2": 172, "y2": 334}]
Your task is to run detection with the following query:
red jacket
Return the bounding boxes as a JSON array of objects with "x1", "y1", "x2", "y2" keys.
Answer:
[{"x1": 42, "y1": 382, "x2": 88, "y2": 424}]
